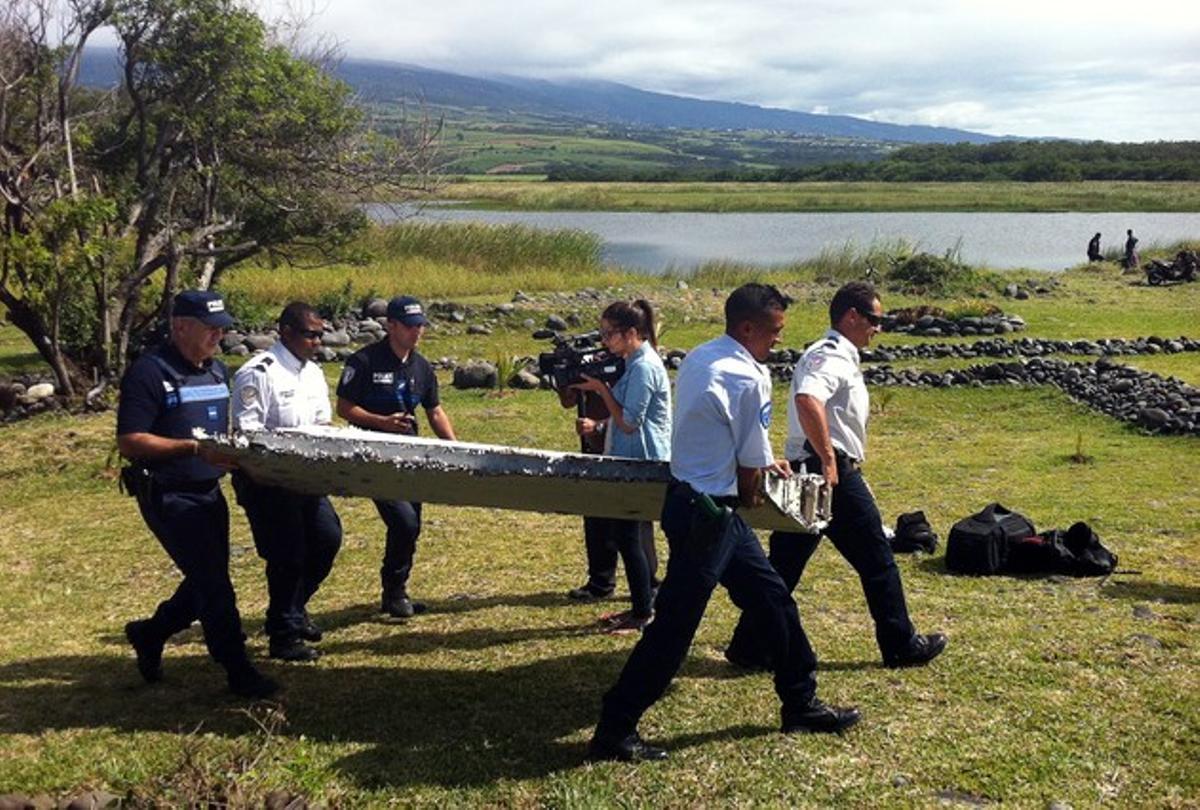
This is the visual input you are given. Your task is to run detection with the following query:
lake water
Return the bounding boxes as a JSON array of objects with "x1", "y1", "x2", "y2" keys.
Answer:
[{"x1": 365, "y1": 205, "x2": 1200, "y2": 273}]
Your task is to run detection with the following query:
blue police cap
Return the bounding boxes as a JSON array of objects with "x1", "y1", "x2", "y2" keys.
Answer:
[
  {"x1": 173, "y1": 290, "x2": 235, "y2": 328},
  {"x1": 386, "y1": 295, "x2": 429, "y2": 326}
]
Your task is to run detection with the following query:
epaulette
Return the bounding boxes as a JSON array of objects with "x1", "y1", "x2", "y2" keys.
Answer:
[{"x1": 246, "y1": 355, "x2": 275, "y2": 373}]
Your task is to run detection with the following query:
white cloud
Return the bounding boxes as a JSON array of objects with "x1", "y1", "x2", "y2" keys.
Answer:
[{"x1": 228, "y1": 1, "x2": 1200, "y2": 139}]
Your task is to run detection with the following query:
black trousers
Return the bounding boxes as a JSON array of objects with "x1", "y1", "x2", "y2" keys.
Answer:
[
  {"x1": 134, "y1": 481, "x2": 248, "y2": 669},
  {"x1": 596, "y1": 482, "x2": 818, "y2": 739},
  {"x1": 604, "y1": 519, "x2": 655, "y2": 617},
  {"x1": 374, "y1": 499, "x2": 421, "y2": 592},
  {"x1": 233, "y1": 472, "x2": 343, "y2": 641},
  {"x1": 727, "y1": 455, "x2": 916, "y2": 665},
  {"x1": 582, "y1": 516, "x2": 659, "y2": 593}
]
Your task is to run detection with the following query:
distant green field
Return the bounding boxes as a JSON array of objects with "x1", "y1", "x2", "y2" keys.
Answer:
[{"x1": 437, "y1": 179, "x2": 1200, "y2": 212}]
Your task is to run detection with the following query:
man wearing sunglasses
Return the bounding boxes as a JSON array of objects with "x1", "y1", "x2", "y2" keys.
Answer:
[
  {"x1": 725, "y1": 281, "x2": 947, "y2": 671},
  {"x1": 232, "y1": 301, "x2": 343, "y2": 663}
]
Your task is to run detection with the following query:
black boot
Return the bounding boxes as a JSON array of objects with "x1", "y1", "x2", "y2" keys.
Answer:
[
  {"x1": 781, "y1": 698, "x2": 862, "y2": 734},
  {"x1": 382, "y1": 577, "x2": 425, "y2": 618},
  {"x1": 226, "y1": 662, "x2": 281, "y2": 699},
  {"x1": 269, "y1": 636, "x2": 321, "y2": 663},
  {"x1": 125, "y1": 619, "x2": 165, "y2": 683}
]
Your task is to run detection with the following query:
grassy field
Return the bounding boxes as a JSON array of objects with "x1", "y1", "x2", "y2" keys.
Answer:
[
  {"x1": 436, "y1": 179, "x2": 1200, "y2": 213},
  {"x1": 0, "y1": 252, "x2": 1197, "y2": 806}
]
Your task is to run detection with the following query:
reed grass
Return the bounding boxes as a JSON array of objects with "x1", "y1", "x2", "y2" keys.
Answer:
[{"x1": 222, "y1": 222, "x2": 623, "y2": 305}]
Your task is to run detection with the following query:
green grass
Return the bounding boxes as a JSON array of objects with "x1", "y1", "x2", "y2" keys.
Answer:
[
  {"x1": 1, "y1": 245, "x2": 1198, "y2": 806},
  {"x1": 437, "y1": 180, "x2": 1200, "y2": 212}
]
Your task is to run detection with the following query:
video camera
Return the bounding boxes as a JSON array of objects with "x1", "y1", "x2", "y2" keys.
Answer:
[{"x1": 535, "y1": 329, "x2": 626, "y2": 390}]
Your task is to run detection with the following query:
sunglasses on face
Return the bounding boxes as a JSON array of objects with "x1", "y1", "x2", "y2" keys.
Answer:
[
  {"x1": 295, "y1": 327, "x2": 323, "y2": 339},
  {"x1": 856, "y1": 309, "x2": 883, "y2": 326}
]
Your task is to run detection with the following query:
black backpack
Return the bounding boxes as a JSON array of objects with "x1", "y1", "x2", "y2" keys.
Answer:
[
  {"x1": 946, "y1": 503, "x2": 1037, "y2": 575},
  {"x1": 892, "y1": 510, "x2": 939, "y2": 554},
  {"x1": 1060, "y1": 522, "x2": 1119, "y2": 576}
]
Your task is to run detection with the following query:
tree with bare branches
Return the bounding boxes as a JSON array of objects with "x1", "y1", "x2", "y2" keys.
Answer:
[{"x1": 1, "y1": 0, "x2": 438, "y2": 400}]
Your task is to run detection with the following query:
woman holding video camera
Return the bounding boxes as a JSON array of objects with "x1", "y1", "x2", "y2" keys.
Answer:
[{"x1": 573, "y1": 300, "x2": 671, "y2": 633}]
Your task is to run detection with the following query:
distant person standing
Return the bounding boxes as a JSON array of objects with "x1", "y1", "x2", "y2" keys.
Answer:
[
  {"x1": 1087, "y1": 233, "x2": 1103, "y2": 262},
  {"x1": 336, "y1": 296, "x2": 457, "y2": 618},
  {"x1": 1124, "y1": 229, "x2": 1140, "y2": 270}
]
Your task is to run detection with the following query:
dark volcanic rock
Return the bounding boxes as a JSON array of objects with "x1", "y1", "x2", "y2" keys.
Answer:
[{"x1": 453, "y1": 361, "x2": 498, "y2": 389}]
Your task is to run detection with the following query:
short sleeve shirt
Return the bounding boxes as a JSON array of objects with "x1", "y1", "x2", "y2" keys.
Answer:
[
  {"x1": 335, "y1": 339, "x2": 440, "y2": 434},
  {"x1": 116, "y1": 343, "x2": 230, "y2": 482},
  {"x1": 670, "y1": 334, "x2": 775, "y2": 497},
  {"x1": 785, "y1": 328, "x2": 869, "y2": 462},
  {"x1": 233, "y1": 341, "x2": 332, "y2": 431}
]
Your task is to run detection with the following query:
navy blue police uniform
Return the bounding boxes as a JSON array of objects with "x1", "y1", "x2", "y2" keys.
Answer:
[
  {"x1": 336, "y1": 338, "x2": 439, "y2": 604},
  {"x1": 117, "y1": 342, "x2": 252, "y2": 675}
]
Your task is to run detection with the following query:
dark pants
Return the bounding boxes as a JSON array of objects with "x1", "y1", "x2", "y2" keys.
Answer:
[
  {"x1": 134, "y1": 481, "x2": 248, "y2": 669},
  {"x1": 374, "y1": 499, "x2": 421, "y2": 593},
  {"x1": 596, "y1": 482, "x2": 818, "y2": 739},
  {"x1": 583, "y1": 516, "x2": 659, "y2": 593},
  {"x1": 727, "y1": 456, "x2": 916, "y2": 665},
  {"x1": 604, "y1": 519, "x2": 655, "y2": 617},
  {"x1": 233, "y1": 473, "x2": 343, "y2": 641}
]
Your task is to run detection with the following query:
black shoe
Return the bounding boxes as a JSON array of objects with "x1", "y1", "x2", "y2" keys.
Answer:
[
  {"x1": 299, "y1": 615, "x2": 323, "y2": 642},
  {"x1": 724, "y1": 645, "x2": 771, "y2": 672},
  {"x1": 227, "y1": 665, "x2": 281, "y2": 699},
  {"x1": 269, "y1": 638, "x2": 321, "y2": 663},
  {"x1": 782, "y1": 698, "x2": 862, "y2": 734},
  {"x1": 382, "y1": 595, "x2": 427, "y2": 619},
  {"x1": 567, "y1": 584, "x2": 615, "y2": 602},
  {"x1": 587, "y1": 731, "x2": 668, "y2": 762},
  {"x1": 883, "y1": 633, "x2": 948, "y2": 669},
  {"x1": 124, "y1": 619, "x2": 164, "y2": 683}
]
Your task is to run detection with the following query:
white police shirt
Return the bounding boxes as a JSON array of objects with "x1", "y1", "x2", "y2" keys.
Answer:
[
  {"x1": 670, "y1": 334, "x2": 776, "y2": 497},
  {"x1": 233, "y1": 341, "x2": 331, "y2": 431},
  {"x1": 785, "y1": 328, "x2": 869, "y2": 463}
]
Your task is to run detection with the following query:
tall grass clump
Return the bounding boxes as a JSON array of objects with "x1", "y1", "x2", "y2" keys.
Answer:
[
  {"x1": 367, "y1": 221, "x2": 602, "y2": 272},
  {"x1": 808, "y1": 238, "x2": 914, "y2": 284},
  {"x1": 884, "y1": 246, "x2": 1002, "y2": 297},
  {"x1": 221, "y1": 222, "x2": 626, "y2": 307}
]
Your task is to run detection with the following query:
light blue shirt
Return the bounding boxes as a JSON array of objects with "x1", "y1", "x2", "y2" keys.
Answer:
[
  {"x1": 670, "y1": 334, "x2": 775, "y2": 497},
  {"x1": 606, "y1": 341, "x2": 672, "y2": 461}
]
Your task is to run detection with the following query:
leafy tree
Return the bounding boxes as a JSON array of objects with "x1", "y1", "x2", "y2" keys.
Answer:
[{"x1": 1, "y1": 0, "x2": 438, "y2": 399}]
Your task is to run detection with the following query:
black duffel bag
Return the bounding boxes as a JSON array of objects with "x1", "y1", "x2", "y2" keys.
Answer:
[
  {"x1": 945, "y1": 503, "x2": 1037, "y2": 575},
  {"x1": 1007, "y1": 522, "x2": 1118, "y2": 577}
]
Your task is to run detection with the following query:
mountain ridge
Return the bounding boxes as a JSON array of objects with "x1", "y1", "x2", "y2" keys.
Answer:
[{"x1": 80, "y1": 49, "x2": 1003, "y2": 145}]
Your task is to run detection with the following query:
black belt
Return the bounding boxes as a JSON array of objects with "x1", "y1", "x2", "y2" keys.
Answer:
[
  {"x1": 667, "y1": 478, "x2": 740, "y2": 510},
  {"x1": 800, "y1": 442, "x2": 862, "y2": 470}
]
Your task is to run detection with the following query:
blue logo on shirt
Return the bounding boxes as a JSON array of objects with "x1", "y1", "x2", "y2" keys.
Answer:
[{"x1": 759, "y1": 402, "x2": 772, "y2": 428}]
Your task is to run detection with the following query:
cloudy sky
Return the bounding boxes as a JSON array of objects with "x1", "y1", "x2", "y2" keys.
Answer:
[{"x1": 266, "y1": 0, "x2": 1198, "y2": 141}]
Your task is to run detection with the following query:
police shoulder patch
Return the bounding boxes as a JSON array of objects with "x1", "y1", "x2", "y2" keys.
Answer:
[
  {"x1": 239, "y1": 385, "x2": 259, "y2": 406},
  {"x1": 340, "y1": 366, "x2": 356, "y2": 385},
  {"x1": 759, "y1": 401, "x2": 772, "y2": 429}
]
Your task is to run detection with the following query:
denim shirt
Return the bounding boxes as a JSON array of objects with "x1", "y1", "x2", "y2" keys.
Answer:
[{"x1": 607, "y1": 341, "x2": 672, "y2": 461}]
